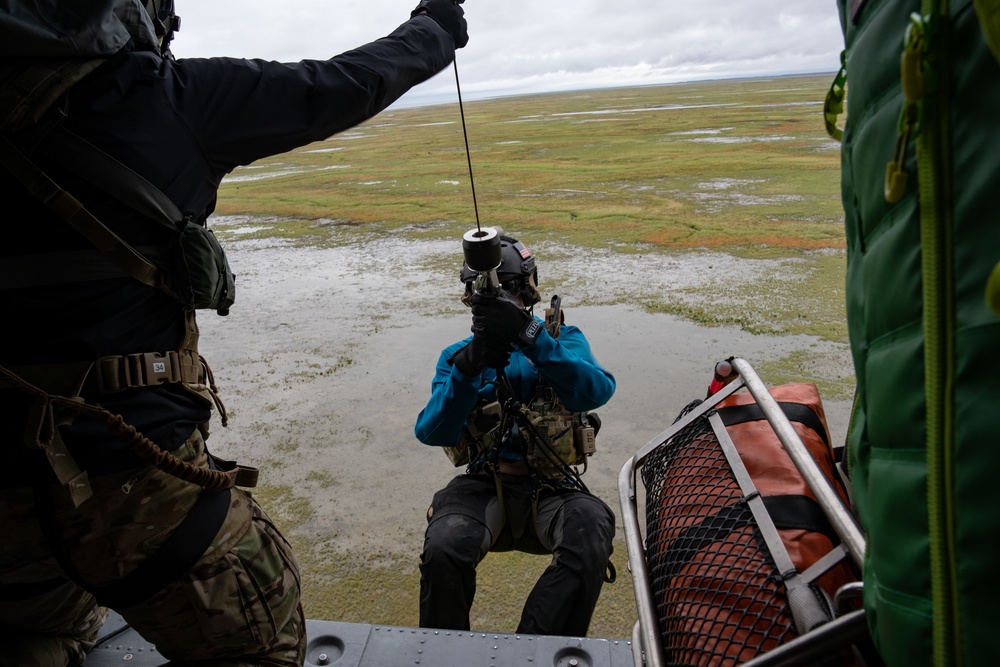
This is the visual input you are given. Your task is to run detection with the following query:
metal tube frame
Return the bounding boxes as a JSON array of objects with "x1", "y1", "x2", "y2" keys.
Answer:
[
  {"x1": 617, "y1": 358, "x2": 868, "y2": 666},
  {"x1": 729, "y1": 358, "x2": 866, "y2": 570}
]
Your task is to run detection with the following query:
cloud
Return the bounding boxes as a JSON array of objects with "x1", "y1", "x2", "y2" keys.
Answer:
[{"x1": 172, "y1": 0, "x2": 845, "y2": 105}]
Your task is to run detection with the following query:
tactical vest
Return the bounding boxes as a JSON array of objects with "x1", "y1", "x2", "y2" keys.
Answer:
[{"x1": 444, "y1": 299, "x2": 599, "y2": 479}]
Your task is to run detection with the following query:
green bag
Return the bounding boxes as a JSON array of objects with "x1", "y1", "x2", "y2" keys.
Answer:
[{"x1": 832, "y1": 0, "x2": 1000, "y2": 665}]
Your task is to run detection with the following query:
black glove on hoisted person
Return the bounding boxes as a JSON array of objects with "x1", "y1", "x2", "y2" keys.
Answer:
[
  {"x1": 470, "y1": 292, "x2": 542, "y2": 348},
  {"x1": 411, "y1": 0, "x2": 469, "y2": 48},
  {"x1": 452, "y1": 334, "x2": 512, "y2": 376}
]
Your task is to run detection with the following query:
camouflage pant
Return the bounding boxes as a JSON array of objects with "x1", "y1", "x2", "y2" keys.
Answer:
[{"x1": 0, "y1": 427, "x2": 305, "y2": 666}]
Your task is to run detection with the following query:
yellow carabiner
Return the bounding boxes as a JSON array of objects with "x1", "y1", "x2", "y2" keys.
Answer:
[{"x1": 824, "y1": 50, "x2": 848, "y2": 142}]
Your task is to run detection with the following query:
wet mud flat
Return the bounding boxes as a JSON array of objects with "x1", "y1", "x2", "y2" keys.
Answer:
[{"x1": 196, "y1": 227, "x2": 855, "y2": 628}]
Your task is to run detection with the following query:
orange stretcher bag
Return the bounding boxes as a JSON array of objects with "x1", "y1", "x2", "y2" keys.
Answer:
[{"x1": 640, "y1": 383, "x2": 861, "y2": 665}]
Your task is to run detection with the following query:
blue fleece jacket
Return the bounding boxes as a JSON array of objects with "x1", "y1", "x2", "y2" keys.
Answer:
[{"x1": 414, "y1": 318, "x2": 615, "y2": 454}]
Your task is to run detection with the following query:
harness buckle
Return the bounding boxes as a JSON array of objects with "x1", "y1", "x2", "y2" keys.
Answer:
[{"x1": 95, "y1": 351, "x2": 180, "y2": 392}]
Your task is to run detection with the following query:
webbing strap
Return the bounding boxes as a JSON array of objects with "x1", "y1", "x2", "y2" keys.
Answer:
[
  {"x1": 8, "y1": 348, "x2": 203, "y2": 395},
  {"x1": 710, "y1": 412, "x2": 834, "y2": 635},
  {"x1": 23, "y1": 401, "x2": 94, "y2": 507},
  {"x1": 716, "y1": 401, "x2": 831, "y2": 449},
  {"x1": 0, "y1": 247, "x2": 168, "y2": 290},
  {"x1": 710, "y1": 414, "x2": 798, "y2": 577},
  {"x1": 96, "y1": 487, "x2": 232, "y2": 608},
  {"x1": 94, "y1": 349, "x2": 200, "y2": 393},
  {"x1": 0, "y1": 59, "x2": 106, "y2": 131},
  {"x1": 0, "y1": 134, "x2": 167, "y2": 294},
  {"x1": 40, "y1": 126, "x2": 184, "y2": 231},
  {"x1": 762, "y1": 495, "x2": 841, "y2": 546}
]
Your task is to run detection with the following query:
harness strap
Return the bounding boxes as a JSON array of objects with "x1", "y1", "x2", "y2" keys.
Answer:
[
  {"x1": 0, "y1": 133, "x2": 172, "y2": 297},
  {"x1": 8, "y1": 348, "x2": 202, "y2": 395},
  {"x1": 0, "y1": 59, "x2": 106, "y2": 132},
  {"x1": 492, "y1": 467, "x2": 507, "y2": 533},
  {"x1": 0, "y1": 247, "x2": 169, "y2": 290},
  {"x1": 25, "y1": 400, "x2": 93, "y2": 507}
]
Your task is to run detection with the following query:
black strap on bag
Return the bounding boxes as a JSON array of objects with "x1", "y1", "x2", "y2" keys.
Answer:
[{"x1": 717, "y1": 401, "x2": 831, "y2": 448}]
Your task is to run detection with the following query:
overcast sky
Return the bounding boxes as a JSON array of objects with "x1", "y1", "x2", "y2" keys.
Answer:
[{"x1": 172, "y1": 1, "x2": 845, "y2": 107}]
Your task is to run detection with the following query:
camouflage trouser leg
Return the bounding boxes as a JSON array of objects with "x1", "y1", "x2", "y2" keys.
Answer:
[
  {"x1": 0, "y1": 577, "x2": 106, "y2": 667},
  {"x1": 124, "y1": 493, "x2": 306, "y2": 666},
  {"x1": 0, "y1": 427, "x2": 305, "y2": 666}
]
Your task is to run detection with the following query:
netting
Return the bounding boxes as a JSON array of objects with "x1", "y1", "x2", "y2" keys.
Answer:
[{"x1": 641, "y1": 401, "x2": 796, "y2": 666}]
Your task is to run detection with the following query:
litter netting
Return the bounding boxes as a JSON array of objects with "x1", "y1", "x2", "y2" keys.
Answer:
[{"x1": 640, "y1": 401, "x2": 795, "y2": 666}]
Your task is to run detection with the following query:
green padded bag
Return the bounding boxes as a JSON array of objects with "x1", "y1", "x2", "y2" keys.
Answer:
[{"x1": 834, "y1": 0, "x2": 1000, "y2": 665}]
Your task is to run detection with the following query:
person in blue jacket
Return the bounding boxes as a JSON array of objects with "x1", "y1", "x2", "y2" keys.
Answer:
[{"x1": 415, "y1": 234, "x2": 617, "y2": 637}]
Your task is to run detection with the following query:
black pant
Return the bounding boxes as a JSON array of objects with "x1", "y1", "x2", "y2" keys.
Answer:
[{"x1": 418, "y1": 472, "x2": 615, "y2": 637}]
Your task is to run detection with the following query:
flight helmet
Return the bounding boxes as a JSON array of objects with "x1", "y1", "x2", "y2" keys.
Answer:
[{"x1": 461, "y1": 235, "x2": 541, "y2": 308}]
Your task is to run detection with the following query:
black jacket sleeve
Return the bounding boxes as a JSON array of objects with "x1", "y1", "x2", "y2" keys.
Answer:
[{"x1": 169, "y1": 15, "x2": 455, "y2": 176}]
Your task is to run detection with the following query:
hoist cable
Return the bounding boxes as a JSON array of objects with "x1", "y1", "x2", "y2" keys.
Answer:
[{"x1": 453, "y1": 59, "x2": 481, "y2": 232}]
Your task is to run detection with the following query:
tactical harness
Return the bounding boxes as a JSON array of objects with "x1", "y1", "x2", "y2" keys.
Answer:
[
  {"x1": 0, "y1": 58, "x2": 242, "y2": 498},
  {"x1": 0, "y1": 59, "x2": 252, "y2": 606}
]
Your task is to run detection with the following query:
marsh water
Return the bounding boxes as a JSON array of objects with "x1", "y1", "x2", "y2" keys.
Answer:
[{"x1": 197, "y1": 221, "x2": 854, "y2": 563}]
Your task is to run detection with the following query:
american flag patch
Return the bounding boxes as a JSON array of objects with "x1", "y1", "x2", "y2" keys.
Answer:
[{"x1": 513, "y1": 241, "x2": 531, "y2": 259}]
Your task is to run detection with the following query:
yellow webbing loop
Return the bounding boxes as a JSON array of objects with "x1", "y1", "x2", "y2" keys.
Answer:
[
  {"x1": 824, "y1": 50, "x2": 848, "y2": 142},
  {"x1": 885, "y1": 14, "x2": 929, "y2": 203}
]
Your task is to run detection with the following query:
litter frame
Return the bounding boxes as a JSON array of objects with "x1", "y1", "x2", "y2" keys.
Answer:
[{"x1": 617, "y1": 358, "x2": 867, "y2": 667}]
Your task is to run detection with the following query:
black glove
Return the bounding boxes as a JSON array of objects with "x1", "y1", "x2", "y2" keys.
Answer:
[
  {"x1": 452, "y1": 335, "x2": 512, "y2": 376},
  {"x1": 470, "y1": 292, "x2": 542, "y2": 348},
  {"x1": 411, "y1": 0, "x2": 469, "y2": 48}
]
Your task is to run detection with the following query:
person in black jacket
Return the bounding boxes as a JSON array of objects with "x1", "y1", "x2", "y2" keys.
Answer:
[{"x1": 0, "y1": 1, "x2": 468, "y2": 664}]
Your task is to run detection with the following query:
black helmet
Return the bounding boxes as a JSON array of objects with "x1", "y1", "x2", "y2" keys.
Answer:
[{"x1": 461, "y1": 235, "x2": 541, "y2": 307}]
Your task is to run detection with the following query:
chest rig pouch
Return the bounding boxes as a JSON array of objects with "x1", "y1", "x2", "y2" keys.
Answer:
[{"x1": 521, "y1": 386, "x2": 596, "y2": 472}]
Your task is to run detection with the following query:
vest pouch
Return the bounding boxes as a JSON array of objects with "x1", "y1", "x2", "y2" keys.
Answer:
[
  {"x1": 171, "y1": 221, "x2": 236, "y2": 316},
  {"x1": 446, "y1": 401, "x2": 502, "y2": 467},
  {"x1": 525, "y1": 407, "x2": 581, "y2": 469}
]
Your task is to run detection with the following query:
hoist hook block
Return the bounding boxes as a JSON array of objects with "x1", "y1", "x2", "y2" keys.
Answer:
[{"x1": 462, "y1": 226, "x2": 504, "y2": 272}]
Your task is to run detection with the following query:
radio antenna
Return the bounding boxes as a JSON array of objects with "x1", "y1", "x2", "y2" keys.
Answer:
[{"x1": 453, "y1": 59, "x2": 481, "y2": 232}]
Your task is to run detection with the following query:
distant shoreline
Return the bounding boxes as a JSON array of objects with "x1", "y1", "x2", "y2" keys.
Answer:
[{"x1": 392, "y1": 69, "x2": 840, "y2": 110}]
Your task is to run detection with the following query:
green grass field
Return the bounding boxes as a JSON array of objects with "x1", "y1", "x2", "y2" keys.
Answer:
[
  {"x1": 218, "y1": 74, "x2": 844, "y2": 251},
  {"x1": 215, "y1": 72, "x2": 849, "y2": 638},
  {"x1": 216, "y1": 72, "x2": 848, "y2": 342}
]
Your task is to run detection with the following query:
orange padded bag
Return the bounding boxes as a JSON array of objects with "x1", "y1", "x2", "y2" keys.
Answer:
[{"x1": 641, "y1": 383, "x2": 860, "y2": 665}]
